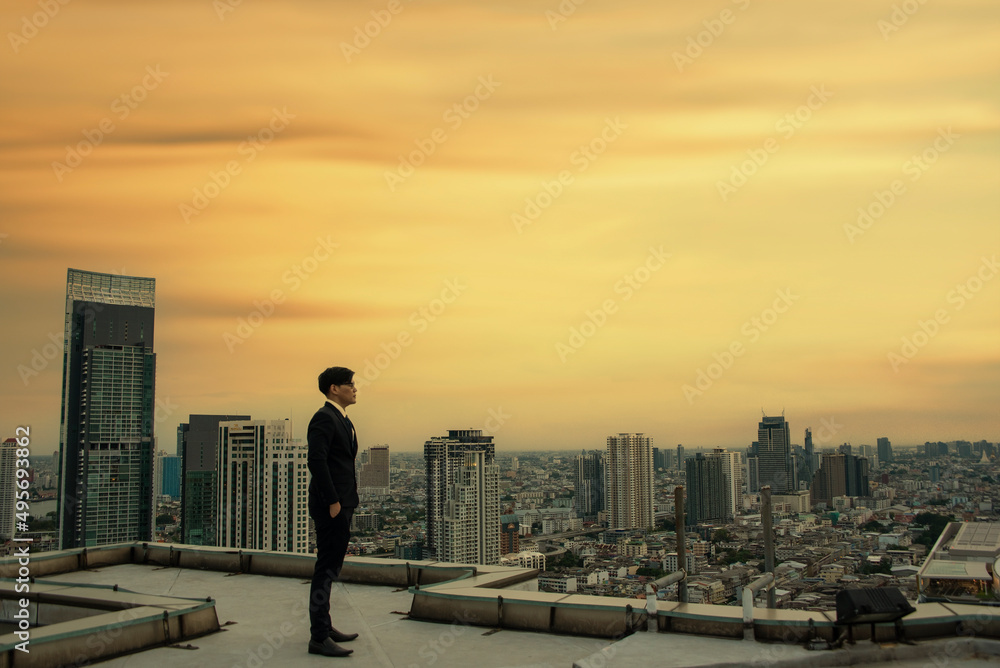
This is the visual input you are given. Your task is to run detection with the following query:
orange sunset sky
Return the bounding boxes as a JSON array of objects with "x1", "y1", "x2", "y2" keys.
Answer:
[{"x1": 1, "y1": 0, "x2": 997, "y2": 454}]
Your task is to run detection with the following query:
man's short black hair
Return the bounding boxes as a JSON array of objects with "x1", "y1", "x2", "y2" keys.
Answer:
[{"x1": 318, "y1": 366, "x2": 354, "y2": 395}]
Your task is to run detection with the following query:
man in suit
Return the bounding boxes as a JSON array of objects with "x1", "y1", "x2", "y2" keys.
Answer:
[{"x1": 307, "y1": 366, "x2": 361, "y2": 657}]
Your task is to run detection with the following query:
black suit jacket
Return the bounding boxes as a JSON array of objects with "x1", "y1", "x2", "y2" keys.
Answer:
[{"x1": 307, "y1": 402, "x2": 359, "y2": 509}]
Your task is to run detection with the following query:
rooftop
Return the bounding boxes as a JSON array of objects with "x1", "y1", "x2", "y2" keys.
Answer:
[{"x1": 1, "y1": 543, "x2": 999, "y2": 667}]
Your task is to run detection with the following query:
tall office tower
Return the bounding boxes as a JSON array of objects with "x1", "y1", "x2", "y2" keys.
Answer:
[
  {"x1": 676, "y1": 444, "x2": 685, "y2": 470},
  {"x1": 757, "y1": 414, "x2": 792, "y2": 493},
  {"x1": 178, "y1": 414, "x2": 250, "y2": 545},
  {"x1": 0, "y1": 439, "x2": 18, "y2": 539},
  {"x1": 652, "y1": 447, "x2": 660, "y2": 470},
  {"x1": 804, "y1": 428, "x2": 815, "y2": 479},
  {"x1": 152, "y1": 452, "x2": 181, "y2": 502},
  {"x1": 216, "y1": 420, "x2": 309, "y2": 554},
  {"x1": 876, "y1": 437, "x2": 892, "y2": 464},
  {"x1": 810, "y1": 453, "x2": 870, "y2": 507},
  {"x1": 440, "y1": 450, "x2": 500, "y2": 565},
  {"x1": 58, "y1": 269, "x2": 156, "y2": 549},
  {"x1": 686, "y1": 453, "x2": 727, "y2": 526},
  {"x1": 663, "y1": 448, "x2": 674, "y2": 469},
  {"x1": 358, "y1": 445, "x2": 390, "y2": 498},
  {"x1": 573, "y1": 450, "x2": 605, "y2": 520},
  {"x1": 838, "y1": 443, "x2": 853, "y2": 456},
  {"x1": 424, "y1": 429, "x2": 496, "y2": 561},
  {"x1": 707, "y1": 448, "x2": 742, "y2": 519},
  {"x1": 605, "y1": 433, "x2": 654, "y2": 530}
]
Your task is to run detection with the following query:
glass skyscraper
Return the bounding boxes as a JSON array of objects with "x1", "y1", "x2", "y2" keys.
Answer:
[
  {"x1": 756, "y1": 414, "x2": 792, "y2": 494},
  {"x1": 58, "y1": 269, "x2": 156, "y2": 548}
]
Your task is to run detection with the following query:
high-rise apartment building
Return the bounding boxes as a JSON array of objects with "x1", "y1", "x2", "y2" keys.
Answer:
[
  {"x1": 424, "y1": 429, "x2": 498, "y2": 563},
  {"x1": 686, "y1": 453, "x2": 727, "y2": 526},
  {"x1": 573, "y1": 450, "x2": 605, "y2": 520},
  {"x1": 178, "y1": 413, "x2": 250, "y2": 545},
  {"x1": 440, "y1": 450, "x2": 500, "y2": 564},
  {"x1": 606, "y1": 433, "x2": 654, "y2": 530},
  {"x1": 0, "y1": 439, "x2": 18, "y2": 539},
  {"x1": 216, "y1": 420, "x2": 309, "y2": 554},
  {"x1": 58, "y1": 269, "x2": 156, "y2": 549},
  {"x1": 707, "y1": 448, "x2": 743, "y2": 519},
  {"x1": 877, "y1": 437, "x2": 893, "y2": 465},
  {"x1": 358, "y1": 445, "x2": 390, "y2": 498},
  {"x1": 756, "y1": 415, "x2": 792, "y2": 493}
]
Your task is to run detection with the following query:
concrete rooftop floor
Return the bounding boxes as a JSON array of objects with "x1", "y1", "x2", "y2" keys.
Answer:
[{"x1": 37, "y1": 564, "x2": 1000, "y2": 668}]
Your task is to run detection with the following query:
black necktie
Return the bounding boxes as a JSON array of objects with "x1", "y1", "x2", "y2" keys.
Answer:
[{"x1": 343, "y1": 414, "x2": 356, "y2": 442}]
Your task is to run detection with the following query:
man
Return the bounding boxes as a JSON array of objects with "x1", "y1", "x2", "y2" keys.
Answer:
[{"x1": 307, "y1": 366, "x2": 361, "y2": 657}]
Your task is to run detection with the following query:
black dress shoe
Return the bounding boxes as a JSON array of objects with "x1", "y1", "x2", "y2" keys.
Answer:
[
  {"x1": 329, "y1": 628, "x2": 359, "y2": 643},
  {"x1": 308, "y1": 637, "x2": 353, "y2": 657}
]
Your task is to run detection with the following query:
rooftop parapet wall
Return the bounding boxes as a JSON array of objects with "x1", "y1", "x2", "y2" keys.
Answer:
[{"x1": 1, "y1": 543, "x2": 998, "y2": 644}]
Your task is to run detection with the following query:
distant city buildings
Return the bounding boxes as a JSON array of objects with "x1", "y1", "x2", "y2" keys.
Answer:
[
  {"x1": 424, "y1": 429, "x2": 499, "y2": 564},
  {"x1": 178, "y1": 413, "x2": 250, "y2": 546},
  {"x1": 58, "y1": 269, "x2": 156, "y2": 549},
  {"x1": 810, "y1": 453, "x2": 870, "y2": 507},
  {"x1": 216, "y1": 419, "x2": 309, "y2": 554},
  {"x1": 605, "y1": 433, "x2": 654, "y2": 530}
]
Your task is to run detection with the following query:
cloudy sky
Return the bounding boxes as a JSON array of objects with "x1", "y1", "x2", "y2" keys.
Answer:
[{"x1": 1, "y1": 0, "x2": 997, "y2": 454}]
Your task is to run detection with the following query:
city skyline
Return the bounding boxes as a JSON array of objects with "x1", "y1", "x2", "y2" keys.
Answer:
[{"x1": 2, "y1": 1, "x2": 998, "y2": 454}]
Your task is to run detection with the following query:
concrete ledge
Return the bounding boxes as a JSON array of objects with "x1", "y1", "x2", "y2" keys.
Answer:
[
  {"x1": 0, "y1": 581, "x2": 220, "y2": 668},
  {"x1": 658, "y1": 602, "x2": 745, "y2": 638}
]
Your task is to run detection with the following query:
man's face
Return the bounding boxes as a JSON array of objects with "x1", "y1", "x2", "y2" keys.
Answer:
[{"x1": 328, "y1": 381, "x2": 357, "y2": 409}]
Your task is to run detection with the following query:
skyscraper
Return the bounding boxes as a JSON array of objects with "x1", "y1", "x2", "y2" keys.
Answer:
[
  {"x1": 804, "y1": 428, "x2": 815, "y2": 479},
  {"x1": 424, "y1": 429, "x2": 498, "y2": 563},
  {"x1": 877, "y1": 437, "x2": 893, "y2": 465},
  {"x1": 756, "y1": 414, "x2": 792, "y2": 493},
  {"x1": 605, "y1": 433, "x2": 654, "y2": 530},
  {"x1": 707, "y1": 448, "x2": 743, "y2": 519},
  {"x1": 440, "y1": 450, "x2": 500, "y2": 564},
  {"x1": 358, "y1": 445, "x2": 390, "y2": 498},
  {"x1": 216, "y1": 419, "x2": 308, "y2": 554},
  {"x1": 676, "y1": 444, "x2": 685, "y2": 470},
  {"x1": 58, "y1": 269, "x2": 156, "y2": 549},
  {"x1": 178, "y1": 413, "x2": 250, "y2": 545},
  {"x1": 573, "y1": 449, "x2": 605, "y2": 520}
]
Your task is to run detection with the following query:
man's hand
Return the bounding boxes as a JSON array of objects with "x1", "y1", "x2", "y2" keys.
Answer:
[{"x1": 329, "y1": 502, "x2": 341, "y2": 518}]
